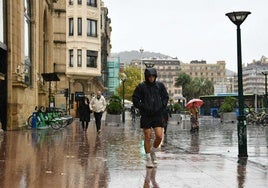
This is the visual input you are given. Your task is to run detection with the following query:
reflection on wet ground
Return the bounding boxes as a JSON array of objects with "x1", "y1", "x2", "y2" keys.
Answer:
[{"x1": 0, "y1": 113, "x2": 267, "y2": 188}]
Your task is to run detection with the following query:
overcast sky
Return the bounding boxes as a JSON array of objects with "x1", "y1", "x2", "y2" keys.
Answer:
[{"x1": 104, "y1": 0, "x2": 268, "y2": 72}]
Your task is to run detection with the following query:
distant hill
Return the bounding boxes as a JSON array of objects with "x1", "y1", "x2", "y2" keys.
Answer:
[{"x1": 110, "y1": 50, "x2": 172, "y2": 64}]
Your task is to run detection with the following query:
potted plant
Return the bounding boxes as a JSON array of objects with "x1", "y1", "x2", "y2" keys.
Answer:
[
  {"x1": 106, "y1": 95, "x2": 123, "y2": 125},
  {"x1": 219, "y1": 96, "x2": 237, "y2": 123},
  {"x1": 106, "y1": 95, "x2": 123, "y2": 114}
]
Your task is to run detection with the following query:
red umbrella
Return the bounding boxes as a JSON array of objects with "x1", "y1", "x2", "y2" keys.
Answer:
[{"x1": 185, "y1": 98, "x2": 204, "y2": 108}]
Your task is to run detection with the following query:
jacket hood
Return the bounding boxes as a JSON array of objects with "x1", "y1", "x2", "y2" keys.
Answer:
[{"x1": 144, "y1": 68, "x2": 157, "y2": 82}]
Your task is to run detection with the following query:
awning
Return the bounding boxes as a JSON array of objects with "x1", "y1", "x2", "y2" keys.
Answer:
[{"x1": 41, "y1": 73, "x2": 60, "y2": 82}]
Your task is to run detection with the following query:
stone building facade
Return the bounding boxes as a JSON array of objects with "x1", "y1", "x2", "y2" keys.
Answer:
[
  {"x1": 0, "y1": 0, "x2": 111, "y2": 130},
  {"x1": 181, "y1": 60, "x2": 226, "y2": 84},
  {"x1": 0, "y1": 0, "x2": 57, "y2": 130},
  {"x1": 181, "y1": 60, "x2": 227, "y2": 94},
  {"x1": 129, "y1": 58, "x2": 228, "y2": 100},
  {"x1": 243, "y1": 56, "x2": 268, "y2": 95},
  {"x1": 140, "y1": 58, "x2": 182, "y2": 99},
  {"x1": 65, "y1": 0, "x2": 111, "y2": 117}
]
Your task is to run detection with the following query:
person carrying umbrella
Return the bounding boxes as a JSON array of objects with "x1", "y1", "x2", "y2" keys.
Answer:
[
  {"x1": 186, "y1": 99, "x2": 203, "y2": 133},
  {"x1": 189, "y1": 102, "x2": 199, "y2": 133}
]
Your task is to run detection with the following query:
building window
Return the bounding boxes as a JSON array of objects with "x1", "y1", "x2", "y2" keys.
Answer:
[
  {"x1": 69, "y1": 0, "x2": 74, "y2": 5},
  {"x1": 78, "y1": 18, "x2": 82, "y2": 36},
  {"x1": 86, "y1": 50, "x2": 98, "y2": 68},
  {"x1": 77, "y1": 49, "x2": 82, "y2": 67},
  {"x1": 69, "y1": 49, "x2": 74, "y2": 67},
  {"x1": 87, "y1": 0, "x2": 97, "y2": 7},
  {"x1": 78, "y1": 0, "x2": 82, "y2": 5},
  {"x1": 69, "y1": 18, "x2": 74, "y2": 36},
  {"x1": 87, "y1": 19, "x2": 97, "y2": 37}
]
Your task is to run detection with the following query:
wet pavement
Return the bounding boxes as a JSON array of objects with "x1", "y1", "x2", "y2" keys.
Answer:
[{"x1": 0, "y1": 112, "x2": 267, "y2": 188}]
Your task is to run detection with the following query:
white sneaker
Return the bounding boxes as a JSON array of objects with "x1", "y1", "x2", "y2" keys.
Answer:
[
  {"x1": 146, "y1": 157, "x2": 154, "y2": 168},
  {"x1": 150, "y1": 151, "x2": 157, "y2": 164}
]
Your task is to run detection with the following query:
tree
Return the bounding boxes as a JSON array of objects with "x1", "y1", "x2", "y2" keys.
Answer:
[
  {"x1": 219, "y1": 96, "x2": 237, "y2": 113},
  {"x1": 175, "y1": 73, "x2": 191, "y2": 97},
  {"x1": 175, "y1": 73, "x2": 214, "y2": 101},
  {"x1": 116, "y1": 67, "x2": 141, "y2": 101},
  {"x1": 191, "y1": 77, "x2": 214, "y2": 97}
]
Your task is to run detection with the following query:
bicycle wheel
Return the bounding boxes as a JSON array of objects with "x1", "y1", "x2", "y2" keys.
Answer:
[
  {"x1": 60, "y1": 119, "x2": 69, "y2": 128},
  {"x1": 260, "y1": 115, "x2": 268, "y2": 127},
  {"x1": 50, "y1": 121, "x2": 62, "y2": 130},
  {"x1": 27, "y1": 115, "x2": 33, "y2": 127}
]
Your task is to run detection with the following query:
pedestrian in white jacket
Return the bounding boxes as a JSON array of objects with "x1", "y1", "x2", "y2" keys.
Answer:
[{"x1": 90, "y1": 91, "x2": 106, "y2": 133}]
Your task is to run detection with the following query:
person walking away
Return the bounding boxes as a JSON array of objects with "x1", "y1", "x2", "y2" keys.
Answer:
[
  {"x1": 160, "y1": 106, "x2": 172, "y2": 147},
  {"x1": 78, "y1": 97, "x2": 91, "y2": 132},
  {"x1": 130, "y1": 105, "x2": 136, "y2": 122},
  {"x1": 163, "y1": 106, "x2": 172, "y2": 134},
  {"x1": 189, "y1": 102, "x2": 199, "y2": 133},
  {"x1": 132, "y1": 67, "x2": 169, "y2": 168},
  {"x1": 90, "y1": 91, "x2": 107, "y2": 134}
]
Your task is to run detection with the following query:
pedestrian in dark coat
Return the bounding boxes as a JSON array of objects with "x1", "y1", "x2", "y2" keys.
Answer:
[
  {"x1": 162, "y1": 106, "x2": 172, "y2": 134},
  {"x1": 132, "y1": 67, "x2": 169, "y2": 168},
  {"x1": 130, "y1": 105, "x2": 136, "y2": 122},
  {"x1": 79, "y1": 97, "x2": 91, "y2": 132}
]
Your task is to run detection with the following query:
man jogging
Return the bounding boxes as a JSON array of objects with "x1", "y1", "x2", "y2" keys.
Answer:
[{"x1": 132, "y1": 67, "x2": 169, "y2": 168}]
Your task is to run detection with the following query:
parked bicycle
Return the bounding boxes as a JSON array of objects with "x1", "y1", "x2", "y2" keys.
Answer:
[
  {"x1": 27, "y1": 106, "x2": 43, "y2": 127},
  {"x1": 27, "y1": 106, "x2": 73, "y2": 130},
  {"x1": 245, "y1": 109, "x2": 268, "y2": 127}
]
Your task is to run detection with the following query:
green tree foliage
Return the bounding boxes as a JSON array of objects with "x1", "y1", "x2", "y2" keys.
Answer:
[
  {"x1": 175, "y1": 73, "x2": 214, "y2": 101},
  {"x1": 116, "y1": 67, "x2": 141, "y2": 101},
  {"x1": 175, "y1": 73, "x2": 191, "y2": 91},
  {"x1": 106, "y1": 95, "x2": 123, "y2": 114},
  {"x1": 175, "y1": 73, "x2": 191, "y2": 100},
  {"x1": 219, "y1": 96, "x2": 237, "y2": 112},
  {"x1": 191, "y1": 77, "x2": 214, "y2": 98}
]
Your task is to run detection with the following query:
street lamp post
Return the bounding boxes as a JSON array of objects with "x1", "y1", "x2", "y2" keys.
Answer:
[
  {"x1": 226, "y1": 11, "x2": 251, "y2": 158},
  {"x1": 140, "y1": 48, "x2": 144, "y2": 83},
  {"x1": 254, "y1": 68, "x2": 258, "y2": 112},
  {"x1": 121, "y1": 73, "x2": 127, "y2": 123},
  {"x1": 262, "y1": 71, "x2": 268, "y2": 110}
]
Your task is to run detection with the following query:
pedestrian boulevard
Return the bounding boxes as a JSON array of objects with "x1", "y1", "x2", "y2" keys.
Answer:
[{"x1": 0, "y1": 112, "x2": 267, "y2": 188}]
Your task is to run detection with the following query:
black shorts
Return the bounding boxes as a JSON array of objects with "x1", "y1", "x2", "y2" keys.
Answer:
[{"x1": 140, "y1": 115, "x2": 163, "y2": 129}]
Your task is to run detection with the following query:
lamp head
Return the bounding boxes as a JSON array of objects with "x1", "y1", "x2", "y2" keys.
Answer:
[
  {"x1": 262, "y1": 71, "x2": 268, "y2": 76},
  {"x1": 226, "y1": 11, "x2": 251, "y2": 26}
]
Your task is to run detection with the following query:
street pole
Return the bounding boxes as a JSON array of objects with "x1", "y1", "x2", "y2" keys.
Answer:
[
  {"x1": 254, "y1": 68, "x2": 257, "y2": 112},
  {"x1": 236, "y1": 24, "x2": 248, "y2": 157},
  {"x1": 122, "y1": 79, "x2": 125, "y2": 123},
  {"x1": 226, "y1": 11, "x2": 250, "y2": 158},
  {"x1": 121, "y1": 73, "x2": 127, "y2": 123},
  {"x1": 262, "y1": 71, "x2": 268, "y2": 110},
  {"x1": 140, "y1": 48, "x2": 144, "y2": 83},
  {"x1": 265, "y1": 74, "x2": 267, "y2": 110}
]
